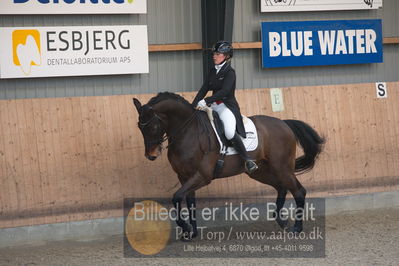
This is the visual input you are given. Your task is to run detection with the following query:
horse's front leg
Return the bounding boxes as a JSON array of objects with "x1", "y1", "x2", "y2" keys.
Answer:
[
  {"x1": 172, "y1": 195, "x2": 191, "y2": 241},
  {"x1": 172, "y1": 172, "x2": 209, "y2": 241},
  {"x1": 186, "y1": 191, "x2": 198, "y2": 238}
]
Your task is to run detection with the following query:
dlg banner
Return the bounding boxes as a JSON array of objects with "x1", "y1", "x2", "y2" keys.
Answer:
[
  {"x1": 261, "y1": 19, "x2": 383, "y2": 68},
  {"x1": 0, "y1": 0, "x2": 147, "y2": 14}
]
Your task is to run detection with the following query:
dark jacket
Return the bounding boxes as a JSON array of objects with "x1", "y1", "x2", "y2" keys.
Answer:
[{"x1": 192, "y1": 62, "x2": 246, "y2": 138}]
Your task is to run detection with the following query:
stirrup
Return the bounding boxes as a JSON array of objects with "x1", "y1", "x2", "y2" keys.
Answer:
[{"x1": 245, "y1": 160, "x2": 258, "y2": 174}]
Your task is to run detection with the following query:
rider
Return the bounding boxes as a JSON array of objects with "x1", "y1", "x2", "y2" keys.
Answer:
[{"x1": 192, "y1": 41, "x2": 258, "y2": 174}]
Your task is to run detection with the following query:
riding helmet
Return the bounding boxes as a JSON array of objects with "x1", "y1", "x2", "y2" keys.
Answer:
[{"x1": 212, "y1": 41, "x2": 233, "y2": 59}]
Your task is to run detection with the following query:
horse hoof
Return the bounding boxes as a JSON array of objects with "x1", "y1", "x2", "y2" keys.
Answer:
[
  {"x1": 180, "y1": 231, "x2": 193, "y2": 242},
  {"x1": 290, "y1": 226, "x2": 303, "y2": 233},
  {"x1": 276, "y1": 218, "x2": 289, "y2": 229}
]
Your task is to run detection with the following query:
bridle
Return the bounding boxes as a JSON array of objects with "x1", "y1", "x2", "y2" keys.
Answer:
[
  {"x1": 139, "y1": 109, "x2": 200, "y2": 149},
  {"x1": 138, "y1": 113, "x2": 163, "y2": 127}
]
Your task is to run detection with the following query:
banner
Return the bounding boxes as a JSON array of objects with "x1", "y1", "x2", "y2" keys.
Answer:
[
  {"x1": 261, "y1": 19, "x2": 383, "y2": 68},
  {"x1": 123, "y1": 198, "x2": 326, "y2": 258},
  {"x1": 0, "y1": 25, "x2": 149, "y2": 79},
  {"x1": 261, "y1": 0, "x2": 382, "y2": 12},
  {"x1": 0, "y1": 0, "x2": 147, "y2": 14}
]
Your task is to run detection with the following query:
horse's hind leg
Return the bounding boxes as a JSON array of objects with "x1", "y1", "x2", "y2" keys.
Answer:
[
  {"x1": 268, "y1": 173, "x2": 306, "y2": 233},
  {"x1": 274, "y1": 187, "x2": 288, "y2": 229},
  {"x1": 247, "y1": 162, "x2": 305, "y2": 232},
  {"x1": 282, "y1": 174, "x2": 307, "y2": 233},
  {"x1": 246, "y1": 164, "x2": 288, "y2": 229},
  {"x1": 260, "y1": 160, "x2": 307, "y2": 233}
]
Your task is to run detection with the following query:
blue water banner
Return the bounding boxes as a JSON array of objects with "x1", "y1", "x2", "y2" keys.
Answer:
[{"x1": 261, "y1": 19, "x2": 383, "y2": 68}]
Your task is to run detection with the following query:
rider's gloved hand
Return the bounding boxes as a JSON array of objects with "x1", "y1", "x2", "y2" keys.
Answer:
[{"x1": 196, "y1": 99, "x2": 207, "y2": 110}]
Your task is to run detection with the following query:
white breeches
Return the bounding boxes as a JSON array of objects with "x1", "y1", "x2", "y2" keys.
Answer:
[{"x1": 211, "y1": 102, "x2": 236, "y2": 140}]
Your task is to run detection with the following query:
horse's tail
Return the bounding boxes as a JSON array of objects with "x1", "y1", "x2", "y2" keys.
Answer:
[{"x1": 284, "y1": 119, "x2": 325, "y2": 174}]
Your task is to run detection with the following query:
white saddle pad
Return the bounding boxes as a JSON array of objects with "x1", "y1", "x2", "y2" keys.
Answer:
[{"x1": 209, "y1": 113, "x2": 259, "y2": 156}]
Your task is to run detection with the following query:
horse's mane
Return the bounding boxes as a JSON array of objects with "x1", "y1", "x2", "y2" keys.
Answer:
[
  {"x1": 148, "y1": 92, "x2": 194, "y2": 110},
  {"x1": 147, "y1": 92, "x2": 211, "y2": 143}
]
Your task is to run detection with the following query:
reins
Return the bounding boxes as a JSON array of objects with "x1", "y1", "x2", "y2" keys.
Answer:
[{"x1": 162, "y1": 109, "x2": 200, "y2": 149}]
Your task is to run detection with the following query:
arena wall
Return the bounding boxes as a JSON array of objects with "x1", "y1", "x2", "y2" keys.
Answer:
[{"x1": 1, "y1": 82, "x2": 399, "y2": 229}]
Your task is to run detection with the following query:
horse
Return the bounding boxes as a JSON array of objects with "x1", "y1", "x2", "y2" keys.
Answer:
[{"x1": 133, "y1": 92, "x2": 324, "y2": 240}]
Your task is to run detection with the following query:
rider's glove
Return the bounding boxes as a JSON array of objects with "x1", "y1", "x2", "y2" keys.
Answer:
[{"x1": 196, "y1": 99, "x2": 207, "y2": 110}]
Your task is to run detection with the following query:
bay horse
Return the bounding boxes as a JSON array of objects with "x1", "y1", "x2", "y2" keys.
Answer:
[{"x1": 133, "y1": 92, "x2": 324, "y2": 239}]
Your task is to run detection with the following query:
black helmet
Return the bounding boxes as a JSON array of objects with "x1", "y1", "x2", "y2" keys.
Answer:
[{"x1": 212, "y1": 41, "x2": 233, "y2": 59}]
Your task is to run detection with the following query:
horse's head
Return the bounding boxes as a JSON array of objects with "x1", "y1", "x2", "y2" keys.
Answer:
[{"x1": 133, "y1": 98, "x2": 167, "y2": 161}]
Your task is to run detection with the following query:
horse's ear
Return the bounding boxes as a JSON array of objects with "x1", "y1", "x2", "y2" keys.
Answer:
[{"x1": 133, "y1": 98, "x2": 142, "y2": 113}]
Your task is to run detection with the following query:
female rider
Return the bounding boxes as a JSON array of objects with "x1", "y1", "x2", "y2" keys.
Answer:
[{"x1": 192, "y1": 41, "x2": 258, "y2": 174}]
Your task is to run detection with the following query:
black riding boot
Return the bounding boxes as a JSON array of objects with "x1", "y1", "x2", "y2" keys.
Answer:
[{"x1": 231, "y1": 133, "x2": 258, "y2": 174}]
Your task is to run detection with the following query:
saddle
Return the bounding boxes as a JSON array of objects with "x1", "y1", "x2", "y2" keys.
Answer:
[
  {"x1": 204, "y1": 107, "x2": 259, "y2": 177},
  {"x1": 205, "y1": 107, "x2": 258, "y2": 155}
]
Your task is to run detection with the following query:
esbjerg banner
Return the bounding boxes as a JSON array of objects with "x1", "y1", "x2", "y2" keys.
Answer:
[
  {"x1": 261, "y1": 0, "x2": 382, "y2": 12},
  {"x1": 0, "y1": 0, "x2": 147, "y2": 15},
  {"x1": 261, "y1": 19, "x2": 383, "y2": 68},
  {"x1": 0, "y1": 25, "x2": 149, "y2": 79}
]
